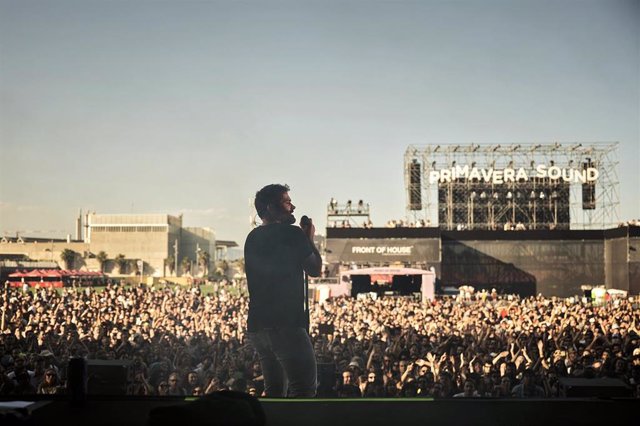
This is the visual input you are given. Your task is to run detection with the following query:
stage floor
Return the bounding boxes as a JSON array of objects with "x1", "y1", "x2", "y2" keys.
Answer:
[{"x1": 2, "y1": 396, "x2": 638, "y2": 426}]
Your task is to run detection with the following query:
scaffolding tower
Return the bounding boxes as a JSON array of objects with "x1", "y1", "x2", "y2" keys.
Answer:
[
  {"x1": 326, "y1": 199, "x2": 372, "y2": 228},
  {"x1": 404, "y1": 143, "x2": 619, "y2": 230}
]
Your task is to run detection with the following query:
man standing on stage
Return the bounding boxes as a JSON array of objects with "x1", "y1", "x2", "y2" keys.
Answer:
[{"x1": 244, "y1": 183, "x2": 322, "y2": 397}]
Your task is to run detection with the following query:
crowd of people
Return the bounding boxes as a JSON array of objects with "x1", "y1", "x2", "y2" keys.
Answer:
[
  {"x1": 618, "y1": 219, "x2": 640, "y2": 227},
  {"x1": 0, "y1": 280, "x2": 638, "y2": 398}
]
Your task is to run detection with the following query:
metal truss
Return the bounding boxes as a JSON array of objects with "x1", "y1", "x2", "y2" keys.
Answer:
[
  {"x1": 404, "y1": 143, "x2": 619, "y2": 230},
  {"x1": 326, "y1": 199, "x2": 372, "y2": 228}
]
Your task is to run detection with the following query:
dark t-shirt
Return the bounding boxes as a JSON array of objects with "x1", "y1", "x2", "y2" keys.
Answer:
[{"x1": 244, "y1": 223, "x2": 314, "y2": 331}]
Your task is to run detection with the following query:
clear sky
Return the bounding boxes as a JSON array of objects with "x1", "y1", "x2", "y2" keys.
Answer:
[{"x1": 1, "y1": 0, "x2": 638, "y2": 247}]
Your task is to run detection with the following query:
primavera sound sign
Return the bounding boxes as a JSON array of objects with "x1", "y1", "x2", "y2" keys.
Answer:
[{"x1": 428, "y1": 164, "x2": 599, "y2": 184}]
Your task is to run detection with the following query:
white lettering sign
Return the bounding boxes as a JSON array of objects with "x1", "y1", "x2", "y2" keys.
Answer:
[
  {"x1": 428, "y1": 164, "x2": 599, "y2": 184},
  {"x1": 351, "y1": 246, "x2": 376, "y2": 254},
  {"x1": 351, "y1": 246, "x2": 413, "y2": 255}
]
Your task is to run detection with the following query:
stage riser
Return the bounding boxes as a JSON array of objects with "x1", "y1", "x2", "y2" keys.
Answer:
[{"x1": 18, "y1": 398, "x2": 638, "y2": 426}]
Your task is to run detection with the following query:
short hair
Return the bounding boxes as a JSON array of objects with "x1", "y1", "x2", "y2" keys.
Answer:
[{"x1": 254, "y1": 184, "x2": 290, "y2": 219}]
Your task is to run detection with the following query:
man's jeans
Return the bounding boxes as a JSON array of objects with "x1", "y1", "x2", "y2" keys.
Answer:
[{"x1": 247, "y1": 327, "x2": 317, "y2": 397}]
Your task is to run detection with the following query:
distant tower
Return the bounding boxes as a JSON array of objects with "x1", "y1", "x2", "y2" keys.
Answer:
[
  {"x1": 75, "y1": 209, "x2": 82, "y2": 241},
  {"x1": 84, "y1": 211, "x2": 91, "y2": 243}
]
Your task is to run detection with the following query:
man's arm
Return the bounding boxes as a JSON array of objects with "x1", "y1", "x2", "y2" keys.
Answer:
[
  {"x1": 303, "y1": 245, "x2": 322, "y2": 277},
  {"x1": 301, "y1": 220, "x2": 322, "y2": 277}
]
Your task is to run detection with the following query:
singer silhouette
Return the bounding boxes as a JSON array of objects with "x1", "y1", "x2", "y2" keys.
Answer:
[{"x1": 245, "y1": 184, "x2": 322, "y2": 397}]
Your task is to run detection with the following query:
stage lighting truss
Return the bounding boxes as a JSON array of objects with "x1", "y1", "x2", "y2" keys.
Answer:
[
  {"x1": 404, "y1": 143, "x2": 619, "y2": 230},
  {"x1": 326, "y1": 198, "x2": 372, "y2": 228}
]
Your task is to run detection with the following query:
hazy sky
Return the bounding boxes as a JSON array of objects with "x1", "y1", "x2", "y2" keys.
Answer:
[{"x1": 1, "y1": 0, "x2": 638, "y2": 246}]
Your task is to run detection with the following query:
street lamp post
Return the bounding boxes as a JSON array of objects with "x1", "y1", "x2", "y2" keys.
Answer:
[
  {"x1": 173, "y1": 240, "x2": 178, "y2": 276},
  {"x1": 195, "y1": 243, "x2": 201, "y2": 277}
]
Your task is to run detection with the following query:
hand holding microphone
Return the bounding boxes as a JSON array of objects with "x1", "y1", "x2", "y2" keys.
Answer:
[
  {"x1": 300, "y1": 215, "x2": 315, "y2": 240},
  {"x1": 300, "y1": 215, "x2": 322, "y2": 278}
]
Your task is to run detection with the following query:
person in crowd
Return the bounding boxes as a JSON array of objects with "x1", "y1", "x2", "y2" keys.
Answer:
[
  {"x1": 361, "y1": 368, "x2": 385, "y2": 397},
  {"x1": 129, "y1": 369, "x2": 153, "y2": 395},
  {"x1": 348, "y1": 356, "x2": 365, "y2": 381},
  {"x1": 511, "y1": 368, "x2": 545, "y2": 398},
  {"x1": 12, "y1": 370, "x2": 36, "y2": 395},
  {"x1": 37, "y1": 368, "x2": 62, "y2": 394},
  {"x1": 184, "y1": 370, "x2": 202, "y2": 395},
  {"x1": 453, "y1": 379, "x2": 481, "y2": 397},
  {"x1": 336, "y1": 369, "x2": 361, "y2": 397},
  {"x1": 204, "y1": 376, "x2": 225, "y2": 395},
  {"x1": 6, "y1": 355, "x2": 35, "y2": 388},
  {"x1": 493, "y1": 375, "x2": 513, "y2": 397},
  {"x1": 246, "y1": 380, "x2": 258, "y2": 397},
  {"x1": 156, "y1": 381, "x2": 169, "y2": 396},
  {"x1": 166, "y1": 371, "x2": 187, "y2": 396}
]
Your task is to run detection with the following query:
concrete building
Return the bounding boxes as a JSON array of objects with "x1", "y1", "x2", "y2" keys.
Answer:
[
  {"x1": 86, "y1": 213, "x2": 182, "y2": 276},
  {"x1": 181, "y1": 227, "x2": 216, "y2": 277},
  {"x1": 0, "y1": 212, "x2": 221, "y2": 279},
  {"x1": 86, "y1": 213, "x2": 215, "y2": 277}
]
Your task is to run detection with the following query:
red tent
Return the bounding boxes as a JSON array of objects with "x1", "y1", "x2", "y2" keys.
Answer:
[
  {"x1": 9, "y1": 269, "x2": 104, "y2": 287},
  {"x1": 7, "y1": 269, "x2": 105, "y2": 288}
]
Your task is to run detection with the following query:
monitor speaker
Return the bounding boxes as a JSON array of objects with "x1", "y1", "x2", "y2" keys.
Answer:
[
  {"x1": 558, "y1": 377, "x2": 631, "y2": 398},
  {"x1": 87, "y1": 359, "x2": 132, "y2": 395}
]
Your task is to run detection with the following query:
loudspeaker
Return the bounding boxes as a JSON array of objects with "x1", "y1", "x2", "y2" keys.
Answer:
[
  {"x1": 87, "y1": 359, "x2": 132, "y2": 395},
  {"x1": 582, "y1": 183, "x2": 595, "y2": 210},
  {"x1": 409, "y1": 161, "x2": 422, "y2": 210},
  {"x1": 316, "y1": 362, "x2": 337, "y2": 397},
  {"x1": 558, "y1": 377, "x2": 631, "y2": 398},
  {"x1": 582, "y1": 160, "x2": 596, "y2": 210},
  {"x1": 67, "y1": 357, "x2": 88, "y2": 404}
]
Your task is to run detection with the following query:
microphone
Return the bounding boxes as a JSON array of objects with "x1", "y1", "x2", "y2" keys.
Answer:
[{"x1": 300, "y1": 215, "x2": 311, "y2": 228}]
